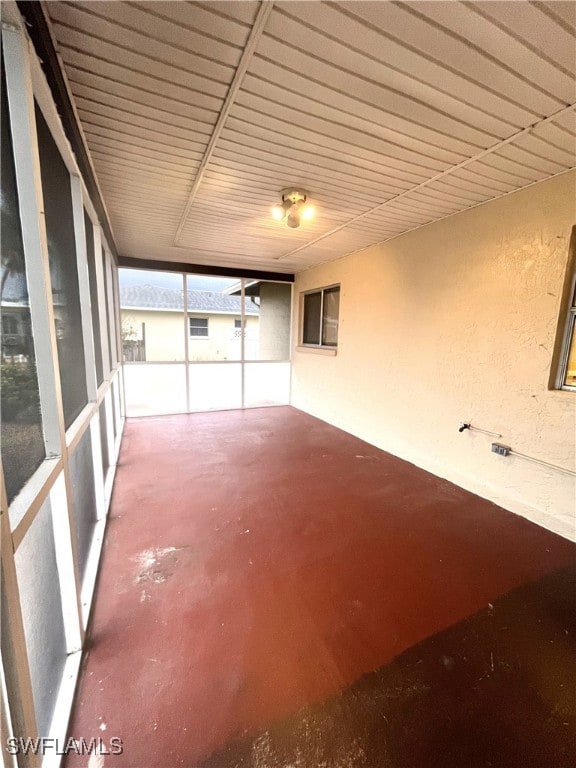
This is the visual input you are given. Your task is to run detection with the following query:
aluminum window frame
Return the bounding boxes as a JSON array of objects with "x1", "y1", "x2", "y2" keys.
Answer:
[
  {"x1": 1, "y1": 8, "x2": 125, "y2": 766},
  {"x1": 120, "y1": 269, "x2": 294, "y2": 411},
  {"x1": 299, "y1": 283, "x2": 341, "y2": 350},
  {"x1": 555, "y1": 271, "x2": 576, "y2": 392},
  {"x1": 551, "y1": 228, "x2": 576, "y2": 393},
  {"x1": 189, "y1": 317, "x2": 210, "y2": 338}
]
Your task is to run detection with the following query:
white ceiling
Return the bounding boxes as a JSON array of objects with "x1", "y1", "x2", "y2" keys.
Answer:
[{"x1": 46, "y1": 1, "x2": 576, "y2": 274}]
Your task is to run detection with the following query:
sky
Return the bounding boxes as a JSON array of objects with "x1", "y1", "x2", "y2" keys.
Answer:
[{"x1": 118, "y1": 269, "x2": 238, "y2": 293}]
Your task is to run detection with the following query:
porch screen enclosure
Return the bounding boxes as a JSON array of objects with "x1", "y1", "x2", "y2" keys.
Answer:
[{"x1": 119, "y1": 269, "x2": 292, "y2": 416}]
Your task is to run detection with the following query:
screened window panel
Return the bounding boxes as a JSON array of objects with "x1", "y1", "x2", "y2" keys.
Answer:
[
  {"x1": 244, "y1": 282, "x2": 291, "y2": 361},
  {"x1": 124, "y1": 364, "x2": 187, "y2": 416},
  {"x1": 322, "y1": 287, "x2": 340, "y2": 347},
  {"x1": 244, "y1": 362, "x2": 291, "y2": 407},
  {"x1": 13, "y1": 497, "x2": 67, "y2": 736},
  {"x1": 303, "y1": 292, "x2": 321, "y2": 345},
  {"x1": 84, "y1": 210, "x2": 104, "y2": 385},
  {"x1": 111, "y1": 381, "x2": 118, "y2": 440},
  {"x1": 188, "y1": 363, "x2": 242, "y2": 411},
  {"x1": 111, "y1": 265, "x2": 120, "y2": 364},
  {"x1": 120, "y1": 269, "x2": 185, "y2": 362},
  {"x1": 186, "y1": 275, "x2": 242, "y2": 361},
  {"x1": 103, "y1": 248, "x2": 114, "y2": 371},
  {"x1": 99, "y1": 401, "x2": 109, "y2": 475},
  {"x1": 69, "y1": 427, "x2": 97, "y2": 580},
  {"x1": 1, "y1": 74, "x2": 45, "y2": 503},
  {"x1": 36, "y1": 104, "x2": 88, "y2": 428}
]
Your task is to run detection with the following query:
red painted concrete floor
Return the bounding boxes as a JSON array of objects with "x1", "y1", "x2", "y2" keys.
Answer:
[{"x1": 66, "y1": 407, "x2": 576, "y2": 767}]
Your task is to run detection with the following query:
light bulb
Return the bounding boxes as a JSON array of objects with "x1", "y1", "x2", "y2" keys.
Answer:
[
  {"x1": 301, "y1": 204, "x2": 315, "y2": 221},
  {"x1": 271, "y1": 204, "x2": 285, "y2": 221},
  {"x1": 286, "y1": 208, "x2": 301, "y2": 228}
]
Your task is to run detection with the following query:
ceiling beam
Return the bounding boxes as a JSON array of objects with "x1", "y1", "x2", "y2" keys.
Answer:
[
  {"x1": 172, "y1": 1, "x2": 274, "y2": 247},
  {"x1": 118, "y1": 255, "x2": 293, "y2": 282}
]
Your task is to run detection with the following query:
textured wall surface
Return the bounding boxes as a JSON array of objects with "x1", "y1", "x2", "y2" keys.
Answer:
[
  {"x1": 291, "y1": 171, "x2": 576, "y2": 540},
  {"x1": 121, "y1": 310, "x2": 258, "y2": 361},
  {"x1": 258, "y1": 283, "x2": 292, "y2": 360}
]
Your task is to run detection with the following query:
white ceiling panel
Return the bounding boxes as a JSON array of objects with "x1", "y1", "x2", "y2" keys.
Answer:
[{"x1": 46, "y1": 1, "x2": 576, "y2": 274}]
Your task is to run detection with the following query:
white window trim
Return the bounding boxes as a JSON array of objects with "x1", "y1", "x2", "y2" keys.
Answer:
[
  {"x1": 1, "y1": 11, "x2": 125, "y2": 766},
  {"x1": 189, "y1": 316, "x2": 209, "y2": 339}
]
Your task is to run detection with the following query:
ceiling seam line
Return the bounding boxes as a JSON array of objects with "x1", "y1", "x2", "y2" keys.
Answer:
[
  {"x1": 58, "y1": 41, "x2": 232, "y2": 94},
  {"x1": 69, "y1": 85, "x2": 218, "y2": 125},
  {"x1": 51, "y1": 17, "x2": 238, "y2": 74},
  {"x1": 67, "y1": 1, "x2": 245, "y2": 55},
  {"x1": 530, "y1": 1, "x2": 576, "y2": 37},
  {"x1": 271, "y1": 7, "x2": 524, "y2": 131},
  {"x1": 83, "y1": 131, "x2": 205, "y2": 162},
  {"x1": 464, "y1": 2, "x2": 576, "y2": 81},
  {"x1": 276, "y1": 103, "x2": 576, "y2": 260},
  {"x1": 243, "y1": 73, "x2": 485, "y2": 155},
  {"x1": 252, "y1": 49, "x2": 503, "y2": 143},
  {"x1": 206, "y1": 144, "x2": 429, "y2": 194},
  {"x1": 172, "y1": 0, "x2": 274, "y2": 247},
  {"x1": 82, "y1": 124, "x2": 207, "y2": 156},
  {"x1": 222, "y1": 114, "x2": 442, "y2": 177},
  {"x1": 65, "y1": 64, "x2": 223, "y2": 114},
  {"x1": 397, "y1": 1, "x2": 569, "y2": 106},
  {"x1": 369, "y1": 167, "x2": 576, "y2": 252},
  {"x1": 331, "y1": 2, "x2": 564, "y2": 117},
  {"x1": 76, "y1": 104, "x2": 214, "y2": 137},
  {"x1": 69, "y1": 81, "x2": 217, "y2": 119},
  {"x1": 294, "y1": 166, "x2": 575, "y2": 272}
]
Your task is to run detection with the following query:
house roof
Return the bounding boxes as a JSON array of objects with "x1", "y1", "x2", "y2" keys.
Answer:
[
  {"x1": 1, "y1": 269, "x2": 28, "y2": 304},
  {"x1": 120, "y1": 284, "x2": 259, "y2": 315}
]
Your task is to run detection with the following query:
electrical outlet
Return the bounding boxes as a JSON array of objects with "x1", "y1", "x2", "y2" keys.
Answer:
[{"x1": 491, "y1": 443, "x2": 511, "y2": 457}]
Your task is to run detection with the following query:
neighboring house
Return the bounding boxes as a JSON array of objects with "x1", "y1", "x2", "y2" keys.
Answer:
[
  {"x1": 120, "y1": 284, "x2": 260, "y2": 362},
  {"x1": 1, "y1": 268, "x2": 33, "y2": 361}
]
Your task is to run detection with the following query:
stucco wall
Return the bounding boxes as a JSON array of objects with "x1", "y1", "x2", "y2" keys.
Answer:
[
  {"x1": 257, "y1": 283, "x2": 292, "y2": 360},
  {"x1": 121, "y1": 310, "x2": 258, "y2": 361},
  {"x1": 291, "y1": 171, "x2": 576, "y2": 540}
]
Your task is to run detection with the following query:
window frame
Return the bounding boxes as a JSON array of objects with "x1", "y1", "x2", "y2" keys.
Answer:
[
  {"x1": 1, "y1": 9, "x2": 125, "y2": 757},
  {"x1": 189, "y1": 316, "x2": 209, "y2": 338},
  {"x1": 551, "y1": 228, "x2": 576, "y2": 392},
  {"x1": 300, "y1": 284, "x2": 340, "y2": 350}
]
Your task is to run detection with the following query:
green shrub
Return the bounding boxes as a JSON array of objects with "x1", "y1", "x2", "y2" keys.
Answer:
[{"x1": 1, "y1": 361, "x2": 41, "y2": 422}]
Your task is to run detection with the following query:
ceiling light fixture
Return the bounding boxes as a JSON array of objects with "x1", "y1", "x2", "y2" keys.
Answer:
[{"x1": 271, "y1": 188, "x2": 314, "y2": 228}]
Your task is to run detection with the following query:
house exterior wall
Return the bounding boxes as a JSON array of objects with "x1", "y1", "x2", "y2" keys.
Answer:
[
  {"x1": 291, "y1": 171, "x2": 576, "y2": 540},
  {"x1": 258, "y1": 283, "x2": 291, "y2": 360},
  {"x1": 121, "y1": 309, "x2": 258, "y2": 361}
]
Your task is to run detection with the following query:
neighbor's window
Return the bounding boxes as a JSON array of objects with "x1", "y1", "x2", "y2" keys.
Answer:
[
  {"x1": 556, "y1": 253, "x2": 576, "y2": 390},
  {"x1": 189, "y1": 317, "x2": 208, "y2": 337},
  {"x1": 301, "y1": 285, "x2": 340, "y2": 347}
]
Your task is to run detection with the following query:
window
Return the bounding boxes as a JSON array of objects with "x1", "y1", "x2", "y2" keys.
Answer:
[
  {"x1": 1, "y1": 75, "x2": 46, "y2": 502},
  {"x1": 301, "y1": 285, "x2": 340, "y2": 348},
  {"x1": 190, "y1": 317, "x2": 208, "y2": 337},
  {"x1": 554, "y1": 229, "x2": 576, "y2": 390},
  {"x1": 234, "y1": 319, "x2": 242, "y2": 329},
  {"x1": 2, "y1": 315, "x2": 18, "y2": 335},
  {"x1": 84, "y1": 210, "x2": 104, "y2": 385},
  {"x1": 36, "y1": 103, "x2": 88, "y2": 428}
]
